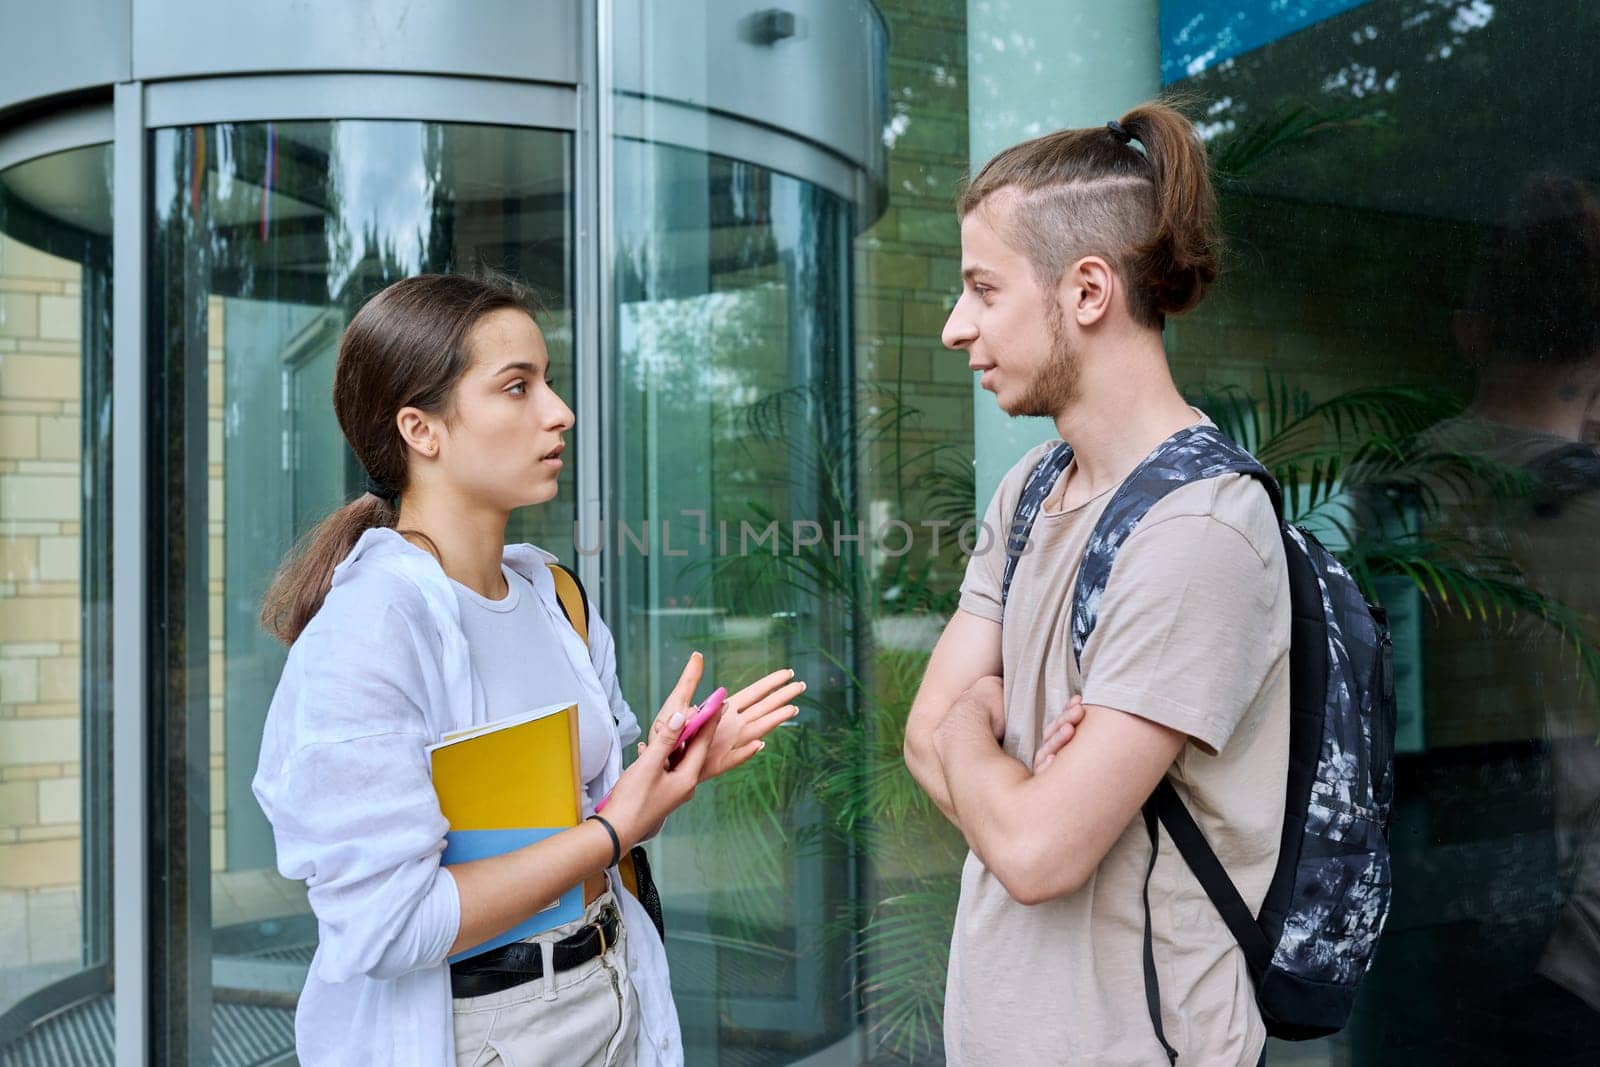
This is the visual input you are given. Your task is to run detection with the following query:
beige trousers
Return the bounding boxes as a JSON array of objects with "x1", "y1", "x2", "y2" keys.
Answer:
[{"x1": 452, "y1": 892, "x2": 640, "y2": 1067}]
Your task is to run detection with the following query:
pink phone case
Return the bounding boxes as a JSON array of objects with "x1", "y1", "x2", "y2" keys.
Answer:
[
  {"x1": 674, "y1": 686, "x2": 727, "y2": 753},
  {"x1": 596, "y1": 686, "x2": 728, "y2": 812}
]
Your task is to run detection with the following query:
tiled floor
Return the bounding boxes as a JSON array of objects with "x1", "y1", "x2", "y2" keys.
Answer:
[
  {"x1": 210, "y1": 868, "x2": 310, "y2": 929},
  {"x1": 0, "y1": 887, "x2": 77, "y2": 970}
]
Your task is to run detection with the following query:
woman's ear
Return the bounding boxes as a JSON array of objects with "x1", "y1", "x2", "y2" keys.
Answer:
[
  {"x1": 395, "y1": 406, "x2": 440, "y2": 459},
  {"x1": 1062, "y1": 255, "x2": 1115, "y2": 327}
]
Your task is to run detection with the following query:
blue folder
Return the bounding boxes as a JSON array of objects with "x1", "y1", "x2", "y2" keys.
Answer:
[{"x1": 442, "y1": 827, "x2": 586, "y2": 963}]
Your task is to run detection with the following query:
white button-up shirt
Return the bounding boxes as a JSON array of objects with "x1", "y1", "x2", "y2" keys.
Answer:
[{"x1": 253, "y1": 528, "x2": 683, "y2": 1066}]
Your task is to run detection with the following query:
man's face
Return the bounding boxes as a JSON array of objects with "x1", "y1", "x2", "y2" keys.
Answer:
[{"x1": 943, "y1": 196, "x2": 1080, "y2": 418}]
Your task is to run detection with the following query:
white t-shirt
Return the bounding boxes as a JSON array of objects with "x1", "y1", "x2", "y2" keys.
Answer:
[
  {"x1": 253, "y1": 532, "x2": 682, "y2": 1066},
  {"x1": 450, "y1": 564, "x2": 612, "y2": 798}
]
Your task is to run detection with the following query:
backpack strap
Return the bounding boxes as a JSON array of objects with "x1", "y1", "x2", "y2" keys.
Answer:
[
  {"x1": 1150, "y1": 779, "x2": 1273, "y2": 977},
  {"x1": 1058, "y1": 424, "x2": 1279, "y2": 1062},
  {"x1": 1526, "y1": 440, "x2": 1600, "y2": 518},
  {"x1": 542, "y1": 560, "x2": 665, "y2": 936},
  {"x1": 1141, "y1": 803, "x2": 1181, "y2": 1066},
  {"x1": 1139, "y1": 782, "x2": 1274, "y2": 1064},
  {"x1": 1068, "y1": 423, "x2": 1280, "y2": 664},
  {"x1": 546, "y1": 561, "x2": 590, "y2": 645},
  {"x1": 999, "y1": 442, "x2": 1074, "y2": 612}
]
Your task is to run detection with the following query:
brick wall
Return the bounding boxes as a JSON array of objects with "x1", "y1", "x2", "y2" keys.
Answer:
[
  {"x1": 0, "y1": 234, "x2": 86, "y2": 890},
  {"x1": 0, "y1": 249, "x2": 231, "y2": 889},
  {"x1": 856, "y1": 0, "x2": 974, "y2": 592},
  {"x1": 1170, "y1": 193, "x2": 1473, "y2": 398}
]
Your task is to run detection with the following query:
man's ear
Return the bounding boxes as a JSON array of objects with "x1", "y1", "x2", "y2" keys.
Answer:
[{"x1": 1059, "y1": 255, "x2": 1115, "y2": 327}]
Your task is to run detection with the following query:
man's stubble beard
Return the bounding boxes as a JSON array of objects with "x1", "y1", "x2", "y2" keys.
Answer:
[{"x1": 1008, "y1": 300, "x2": 1080, "y2": 418}]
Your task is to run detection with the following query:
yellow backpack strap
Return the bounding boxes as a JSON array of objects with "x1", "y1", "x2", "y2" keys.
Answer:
[
  {"x1": 548, "y1": 560, "x2": 656, "y2": 924},
  {"x1": 546, "y1": 562, "x2": 590, "y2": 645}
]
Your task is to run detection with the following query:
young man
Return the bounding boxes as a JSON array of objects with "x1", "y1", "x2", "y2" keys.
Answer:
[{"x1": 903, "y1": 104, "x2": 1291, "y2": 1065}]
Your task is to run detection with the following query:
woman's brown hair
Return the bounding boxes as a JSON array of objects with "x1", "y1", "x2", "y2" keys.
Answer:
[
  {"x1": 260, "y1": 272, "x2": 537, "y2": 645},
  {"x1": 958, "y1": 99, "x2": 1221, "y2": 328}
]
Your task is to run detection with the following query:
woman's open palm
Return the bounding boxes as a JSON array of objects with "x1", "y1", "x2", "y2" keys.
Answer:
[
  {"x1": 699, "y1": 669, "x2": 804, "y2": 779},
  {"x1": 634, "y1": 667, "x2": 802, "y2": 780}
]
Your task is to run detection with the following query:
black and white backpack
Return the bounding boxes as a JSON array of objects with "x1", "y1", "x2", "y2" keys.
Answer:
[{"x1": 999, "y1": 423, "x2": 1396, "y2": 1059}]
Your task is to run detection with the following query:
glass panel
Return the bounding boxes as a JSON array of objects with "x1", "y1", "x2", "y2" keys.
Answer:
[
  {"x1": 611, "y1": 2, "x2": 971, "y2": 1062},
  {"x1": 610, "y1": 140, "x2": 858, "y2": 1060},
  {"x1": 850, "y1": 4, "x2": 975, "y2": 1062},
  {"x1": 0, "y1": 143, "x2": 114, "y2": 1053},
  {"x1": 1166, "y1": 2, "x2": 1600, "y2": 1062},
  {"x1": 147, "y1": 120, "x2": 572, "y2": 1063}
]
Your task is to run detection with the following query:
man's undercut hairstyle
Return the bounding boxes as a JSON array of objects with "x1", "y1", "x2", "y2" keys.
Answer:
[{"x1": 959, "y1": 101, "x2": 1222, "y2": 329}]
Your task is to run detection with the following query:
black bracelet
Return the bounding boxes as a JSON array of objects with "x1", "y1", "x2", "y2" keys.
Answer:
[{"x1": 586, "y1": 814, "x2": 621, "y2": 868}]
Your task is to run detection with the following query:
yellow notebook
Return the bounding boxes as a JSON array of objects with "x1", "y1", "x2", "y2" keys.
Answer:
[
  {"x1": 430, "y1": 702, "x2": 582, "y2": 829},
  {"x1": 428, "y1": 701, "x2": 584, "y2": 959}
]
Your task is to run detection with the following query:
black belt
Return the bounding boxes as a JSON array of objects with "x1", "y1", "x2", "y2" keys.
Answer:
[{"x1": 450, "y1": 905, "x2": 621, "y2": 999}]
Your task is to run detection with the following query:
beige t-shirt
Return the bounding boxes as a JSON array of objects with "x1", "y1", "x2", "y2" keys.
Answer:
[{"x1": 945, "y1": 433, "x2": 1291, "y2": 1066}]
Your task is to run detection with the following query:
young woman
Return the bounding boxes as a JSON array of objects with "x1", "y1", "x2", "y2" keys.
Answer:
[{"x1": 252, "y1": 273, "x2": 801, "y2": 1067}]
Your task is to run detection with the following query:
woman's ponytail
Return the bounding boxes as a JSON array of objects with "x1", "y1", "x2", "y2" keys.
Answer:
[
  {"x1": 260, "y1": 493, "x2": 398, "y2": 645},
  {"x1": 1118, "y1": 101, "x2": 1221, "y2": 322}
]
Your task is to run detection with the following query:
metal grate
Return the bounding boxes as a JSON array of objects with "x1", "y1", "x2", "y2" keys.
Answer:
[
  {"x1": 249, "y1": 944, "x2": 315, "y2": 966},
  {"x1": 212, "y1": 1001, "x2": 297, "y2": 1066},
  {"x1": 0, "y1": 994, "x2": 296, "y2": 1067},
  {"x1": 0, "y1": 996, "x2": 111, "y2": 1067}
]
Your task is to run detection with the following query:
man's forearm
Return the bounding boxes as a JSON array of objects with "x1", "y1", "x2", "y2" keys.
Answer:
[
  {"x1": 934, "y1": 706, "x2": 1032, "y2": 871},
  {"x1": 901, "y1": 609, "x2": 1005, "y2": 835},
  {"x1": 936, "y1": 700, "x2": 1189, "y2": 906},
  {"x1": 905, "y1": 723, "x2": 964, "y2": 828}
]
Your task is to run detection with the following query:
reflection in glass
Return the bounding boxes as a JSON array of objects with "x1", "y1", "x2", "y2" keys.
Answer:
[
  {"x1": 610, "y1": 140, "x2": 857, "y2": 1062},
  {"x1": 0, "y1": 144, "x2": 114, "y2": 1058},
  {"x1": 1168, "y1": 1, "x2": 1600, "y2": 1062},
  {"x1": 147, "y1": 120, "x2": 572, "y2": 1062}
]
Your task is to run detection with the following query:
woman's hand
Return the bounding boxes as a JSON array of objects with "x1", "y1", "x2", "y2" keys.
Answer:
[
  {"x1": 631, "y1": 667, "x2": 803, "y2": 782},
  {"x1": 600, "y1": 652, "x2": 720, "y2": 850},
  {"x1": 697, "y1": 668, "x2": 803, "y2": 781}
]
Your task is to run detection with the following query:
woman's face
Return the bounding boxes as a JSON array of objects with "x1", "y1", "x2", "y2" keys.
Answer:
[{"x1": 434, "y1": 307, "x2": 574, "y2": 511}]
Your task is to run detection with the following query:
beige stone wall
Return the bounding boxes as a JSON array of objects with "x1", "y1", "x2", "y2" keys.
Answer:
[{"x1": 0, "y1": 233, "x2": 86, "y2": 890}]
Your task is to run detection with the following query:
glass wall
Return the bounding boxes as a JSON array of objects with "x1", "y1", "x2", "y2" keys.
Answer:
[
  {"x1": 605, "y1": 2, "x2": 956, "y2": 1062},
  {"x1": 0, "y1": 143, "x2": 114, "y2": 1048},
  {"x1": 824, "y1": 1, "x2": 1600, "y2": 1061},
  {"x1": 144, "y1": 119, "x2": 572, "y2": 1063},
  {"x1": 847, "y1": 3, "x2": 975, "y2": 1060},
  {"x1": 609, "y1": 137, "x2": 857, "y2": 1062},
  {"x1": 1163, "y1": 3, "x2": 1600, "y2": 1063}
]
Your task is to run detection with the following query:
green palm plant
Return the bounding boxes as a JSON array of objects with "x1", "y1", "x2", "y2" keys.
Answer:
[
  {"x1": 843, "y1": 884, "x2": 960, "y2": 1063},
  {"x1": 683, "y1": 378, "x2": 968, "y2": 1061},
  {"x1": 1207, "y1": 102, "x2": 1390, "y2": 190},
  {"x1": 1197, "y1": 376, "x2": 1600, "y2": 692}
]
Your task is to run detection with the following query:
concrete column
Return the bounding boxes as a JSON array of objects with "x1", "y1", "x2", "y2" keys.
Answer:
[{"x1": 965, "y1": 0, "x2": 1160, "y2": 508}]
